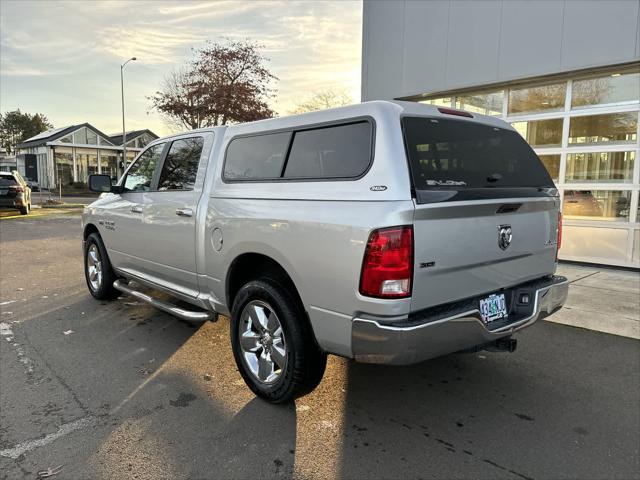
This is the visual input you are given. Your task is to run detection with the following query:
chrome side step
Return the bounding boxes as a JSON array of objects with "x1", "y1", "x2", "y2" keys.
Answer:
[{"x1": 113, "y1": 280, "x2": 216, "y2": 323}]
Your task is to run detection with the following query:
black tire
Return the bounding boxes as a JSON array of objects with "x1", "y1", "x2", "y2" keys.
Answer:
[
  {"x1": 230, "y1": 278, "x2": 327, "y2": 403},
  {"x1": 84, "y1": 232, "x2": 119, "y2": 300},
  {"x1": 19, "y1": 205, "x2": 28, "y2": 215}
]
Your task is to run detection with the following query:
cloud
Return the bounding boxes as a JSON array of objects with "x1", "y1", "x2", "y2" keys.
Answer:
[
  {"x1": 1, "y1": 0, "x2": 363, "y2": 132},
  {"x1": 95, "y1": 26, "x2": 204, "y2": 65}
]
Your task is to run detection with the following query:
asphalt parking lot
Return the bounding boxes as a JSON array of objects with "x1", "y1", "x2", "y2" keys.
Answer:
[{"x1": 1, "y1": 211, "x2": 639, "y2": 480}]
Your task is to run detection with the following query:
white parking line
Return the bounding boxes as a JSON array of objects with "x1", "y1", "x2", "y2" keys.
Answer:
[{"x1": 0, "y1": 416, "x2": 96, "y2": 459}]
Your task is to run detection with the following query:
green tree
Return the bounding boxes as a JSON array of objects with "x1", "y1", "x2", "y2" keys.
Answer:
[{"x1": 0, "y1": 110, "x2": 53, "y2": 153}]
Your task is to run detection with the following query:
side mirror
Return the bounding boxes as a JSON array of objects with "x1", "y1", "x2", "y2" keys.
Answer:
[{"x1": 89, "y1": 174, "x2": 113, "y2": 193}]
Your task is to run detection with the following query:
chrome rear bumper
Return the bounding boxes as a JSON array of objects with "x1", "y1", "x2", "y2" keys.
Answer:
[{"x1": 352, "y1": 275, "x2": 569, "y2": 365}]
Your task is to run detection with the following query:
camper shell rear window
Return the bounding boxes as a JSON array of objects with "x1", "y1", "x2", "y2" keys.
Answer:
[{"x1": 402, "y1": 116, "x2": 554, "y2": 192}]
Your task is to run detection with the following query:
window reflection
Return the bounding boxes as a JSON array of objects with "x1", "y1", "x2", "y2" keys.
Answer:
[
  {"x1": 508, "y1": 82, "x2": 566, "y2": 115},
  {"x1": 563, "y1": 190, "x2": 631, "y2": 221},
  {"x1": 572, "y1": 71, "x2": 640, "y2": 109},
  {"x1": 568, "y1": 112, "x2": 637, "y2": 145},
  {"x1": 419, "y1": 97, "x2": 452, "y2": 107},
  {"x1": 565, "y1": 151, "x2": 635, "y2": 183},
  {"x1": 455, "y1": 91, "x2": 503, "y2": 116},
  {"x1": 538, "y1": 154, "x2": 560, "y2": 180},
  {"x1": 512, "y1": 119, "x2": 563, "y2": 147}
]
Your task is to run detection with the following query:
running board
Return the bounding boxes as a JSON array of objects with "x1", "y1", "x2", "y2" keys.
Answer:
[{"x1": 113, "y1": 280, "x2": 216, "y2": 322}]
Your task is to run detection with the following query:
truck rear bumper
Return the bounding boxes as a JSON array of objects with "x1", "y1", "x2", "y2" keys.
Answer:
[{"x1": 351, "y1": 275, "x2": 568, "y2": 365}]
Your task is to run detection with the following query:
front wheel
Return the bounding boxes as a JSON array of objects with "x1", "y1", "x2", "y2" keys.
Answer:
[
  {"x1": 84, "y1": 233, "x2": 119, "y2": 300},
  {"x1": 230, "y1": 279, "x2": 327, "y2": 403}
]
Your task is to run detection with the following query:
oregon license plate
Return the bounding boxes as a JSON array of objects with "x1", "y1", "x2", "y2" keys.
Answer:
[{"x1": 479, "y1": 293, "x2": 507, "y2": 323}]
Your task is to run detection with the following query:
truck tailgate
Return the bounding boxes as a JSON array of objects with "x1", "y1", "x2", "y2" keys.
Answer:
[{"x1": 411, "y1": 197, "x2": 559, "y2": 312}]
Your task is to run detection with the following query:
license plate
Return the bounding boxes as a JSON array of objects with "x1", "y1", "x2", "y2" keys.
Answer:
[{"x1": 479, "y1": 293, "x2": 507, "y2": 323}]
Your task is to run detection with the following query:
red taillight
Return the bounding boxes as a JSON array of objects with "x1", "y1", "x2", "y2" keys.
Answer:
[
  {"x1": 437, "y1": 107, "x2": 473, "y2": 118},
  {"x1": 9, "y1": 185, "x2": 24, "y2": 193},
  {"x1": 360, "y1": 226, "x2": 413, "y2": 298},
  {"x1": 557, "y1": 212, "x2": 563, "y2": 251}
]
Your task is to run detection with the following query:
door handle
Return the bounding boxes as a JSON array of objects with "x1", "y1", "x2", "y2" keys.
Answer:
[
  {"x1": 130, "y1": 205, "x2": 143, "y2": 214},
  {"x1": 176, "y1": 208, "x2": 193, "y2": 217}
]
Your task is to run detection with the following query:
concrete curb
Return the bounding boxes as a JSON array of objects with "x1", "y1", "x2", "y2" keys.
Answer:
[{"x1": 40, "y1": 204, "x2": 85, "y2": 209}]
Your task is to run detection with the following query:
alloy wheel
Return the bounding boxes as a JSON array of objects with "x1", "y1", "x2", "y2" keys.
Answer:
[
  {"x1": 87, "y1": 244, "x2": 103, "y2": 291},
  {"x1": 238, "y1": 300, "x2": 287, "y2": 384}
]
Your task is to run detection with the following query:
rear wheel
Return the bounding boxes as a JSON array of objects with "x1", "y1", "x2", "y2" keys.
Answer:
[
  {"x1": 230, "y1": 279, "x2": 327, "y2": 403},
  {"x1": 19, "y1": 204, "x2": 28, "y2": 215},
  {"x1": 84, "y1": 233, "x2": 119, "y2": 300}
]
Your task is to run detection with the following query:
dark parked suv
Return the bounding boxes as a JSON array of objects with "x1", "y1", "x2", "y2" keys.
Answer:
[{"x1": 0, "y1": 170, "x2": 31, "y2": 215}]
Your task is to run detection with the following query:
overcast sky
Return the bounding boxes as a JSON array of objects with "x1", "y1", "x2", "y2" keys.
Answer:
[{"x1": 0, "y1": 0, "x2": 362, "y2": 137}]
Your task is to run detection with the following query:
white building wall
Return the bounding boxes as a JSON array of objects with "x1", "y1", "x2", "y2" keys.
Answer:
[{"x1": 362, "y1": 0, "x2": 640, "y2": 101}]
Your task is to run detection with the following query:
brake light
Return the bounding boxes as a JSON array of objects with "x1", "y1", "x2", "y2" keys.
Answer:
[
  {"x1": 360, "y1": 226, "x2": 413, "y2": 298},
  {"x1": 437, "y1": 107, "x2": 473, "y2": 118},
  {"x1": 9, "y1": 185, "x2": 24, "y2": 193}
]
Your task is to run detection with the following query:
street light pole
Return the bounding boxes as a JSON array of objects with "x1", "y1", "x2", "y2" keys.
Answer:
[{"x1": 120, "y1": 57, "x2": 136, "y2": 170}]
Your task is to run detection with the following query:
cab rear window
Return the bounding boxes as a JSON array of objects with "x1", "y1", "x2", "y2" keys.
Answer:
[{"x1": 402, "y1": 117, "x2": 553, "y2": 190}]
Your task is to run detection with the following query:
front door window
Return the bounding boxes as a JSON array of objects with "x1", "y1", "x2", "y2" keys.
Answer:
[{"x1": 123, "y1": 143, "x2": 165, "y2": 192}]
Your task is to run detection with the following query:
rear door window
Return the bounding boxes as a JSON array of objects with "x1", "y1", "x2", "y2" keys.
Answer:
[
  {"x1": 123, "y1": 143, "x2": 165, "y2": 192},
  {"x1": 402, "y1": 117, "x2": 553, "y2": 189},
  {"x1": 224, "y1": 132, "x2": 291, "y2": 180},
  {"x1": 158, "y1": 137, "x2": 204, "y2": 191},
  {"x1": 283, "y1": 122, "x2": 372, "y2": 179}
]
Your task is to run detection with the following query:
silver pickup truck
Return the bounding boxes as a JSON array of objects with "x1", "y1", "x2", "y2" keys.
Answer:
[{"x1": 82, "y1": 101, "x2": 568, "y2": 403}]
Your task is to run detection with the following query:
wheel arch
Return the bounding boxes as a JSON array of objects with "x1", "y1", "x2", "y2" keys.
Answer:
[
  {"x1": 226, "y1": 252, "x2": 304, "y2": 311},
  {"x1": 225, "y1": 251, "x2": 323, "y2": 351},
  {"x1": 83, "y1": 223, "x2": 100, "y2": 240}
]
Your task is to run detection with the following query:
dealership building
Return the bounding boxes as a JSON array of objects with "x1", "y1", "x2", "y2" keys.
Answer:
[
  {"x1": 15, "y1": 124, "x2": 157, "y2": 193},
  {"x1": 362, "y1": 0, "x2": 640, "y2": 267}
]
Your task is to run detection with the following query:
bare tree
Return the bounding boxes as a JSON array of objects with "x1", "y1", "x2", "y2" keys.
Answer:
[
  {"x1": 149, "y1": 40, "x2": 277, "y2": 130},
  {"x1": 289, "y1": 89, "x2": 353, "y2": 115}
]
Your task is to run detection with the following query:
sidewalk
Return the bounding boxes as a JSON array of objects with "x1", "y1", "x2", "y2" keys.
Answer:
[{"x1": 551, "y1": 263, "x2": 639, "y2": 339}]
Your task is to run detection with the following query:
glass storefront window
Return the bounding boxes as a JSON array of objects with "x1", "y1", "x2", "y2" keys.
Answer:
[
  {"x1": 568, "y1": 112, "x2": 638, "y2": 145},
  {"x1": 100, "y1": 153, "x2": 119, "y2": 181},
  {"x1": 563, "y1": 190, "x2": 631, "y2": 221},
  {"x1": 508, "y1": 82, "x2": 566, "y2": 115},
  {"x1": 455, "y1": 91, "x2": 503, "y2": 116},
  {"x1": 538, "y1": 154, "x2": 560, "y2": 181},
  {"x1": 512, "y1": 118, "x2": 563, "y2": 147},
  {"x1": 565, "y1": 151, "x2": 635, "y2": 183},
  {"x1": 87, "y1": 153, "x2": 98, "y2": 177},
  {"x1": 76, "y1": 153, "x2": 88, "y2": 183},
  {"x1": 53, "y1": 152, "x2": 73, "y2": 187},
  {"x1": 420, "y1": 97, "x2": 452, "y2": 107},
  {"x1": 572, "y1": 71, "x2": 640, "y2": 109}
]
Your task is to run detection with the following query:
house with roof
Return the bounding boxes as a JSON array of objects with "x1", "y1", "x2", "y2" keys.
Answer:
[{"x1": 15, "y1": 124, "x2": 158, "y2": 192}]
